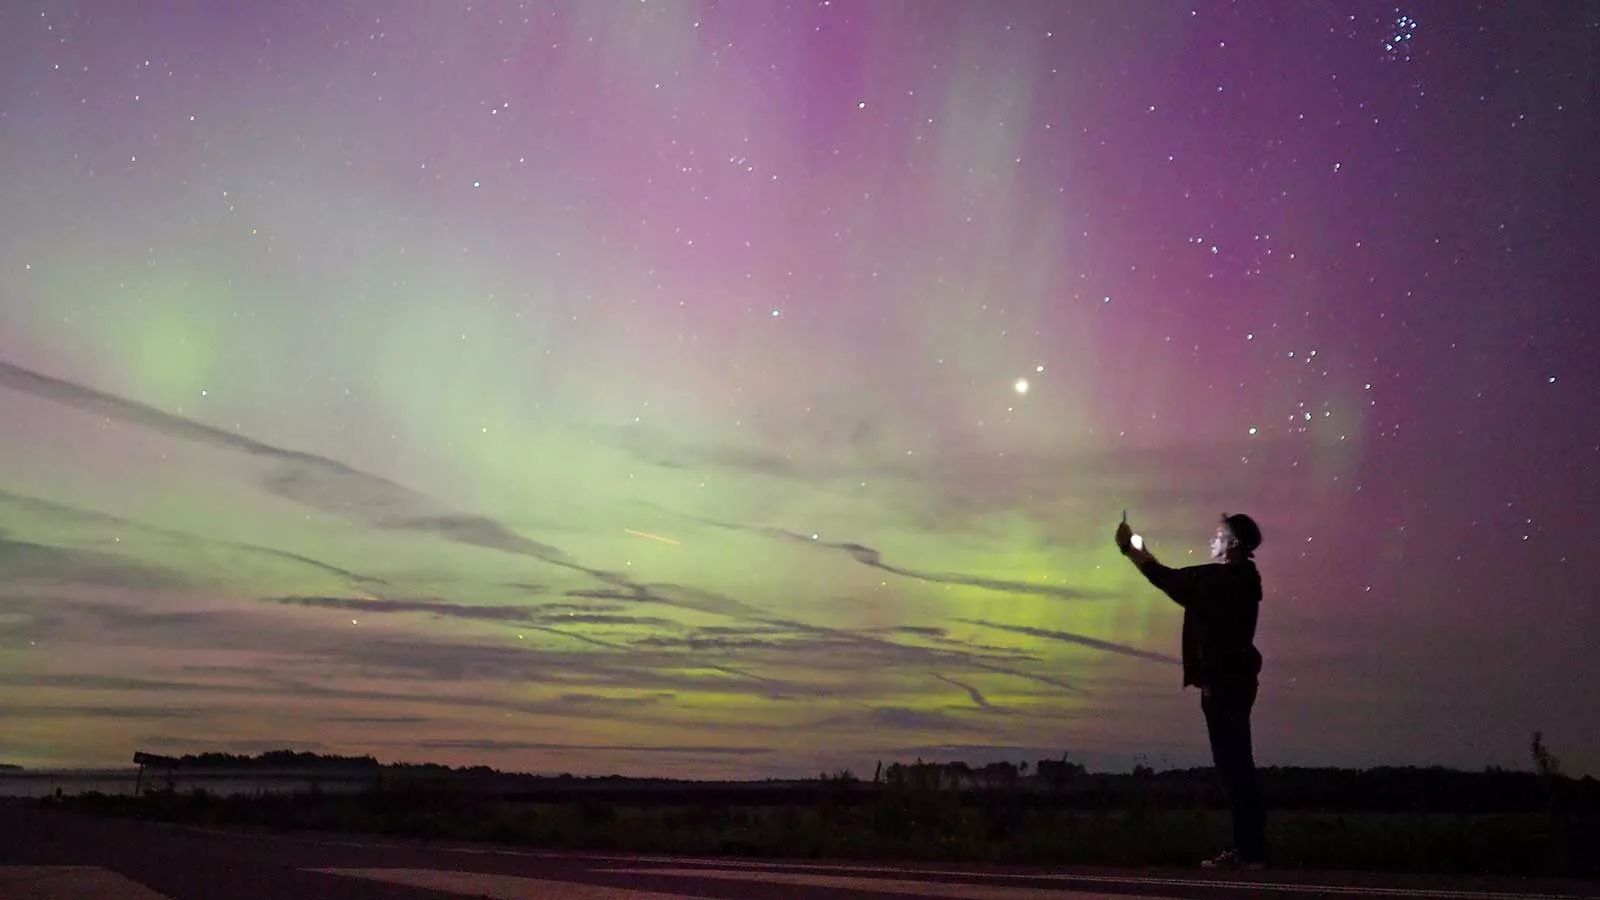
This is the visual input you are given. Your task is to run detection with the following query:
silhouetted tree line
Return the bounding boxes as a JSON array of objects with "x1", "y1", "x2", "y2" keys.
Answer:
[
  {"x1": 166, "y1": 751, "x2": 383, "y2": 769},
  {"x1": 141, "y1": 742, "x2": 1598, "y2": 815},
  {"x1": 151, "y1": 752, "x2": 515, "y2": 777},
  {"x1": 872, "y1": 757, "x2": 1057, "y2": 791},
  {"x1": 851, "y1": 750, "x2": 1596, "y2": 814},
  {"x1": 53, "y1": 734, "x2": 1593, "y2": 879}
]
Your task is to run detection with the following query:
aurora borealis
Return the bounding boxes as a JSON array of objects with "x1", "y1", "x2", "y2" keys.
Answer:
[{"x1": 1, "y1": 1, "x2": 1595, "y2": 778}]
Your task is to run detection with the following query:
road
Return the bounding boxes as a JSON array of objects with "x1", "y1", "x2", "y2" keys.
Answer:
[{"x1": 2, "y1": 800, "x2": 1596, "y2": 900}]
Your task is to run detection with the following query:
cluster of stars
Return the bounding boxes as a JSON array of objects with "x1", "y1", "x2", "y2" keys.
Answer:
[{"x1": 1384, "y1": 13, "x2": 1419, "y2": 60}]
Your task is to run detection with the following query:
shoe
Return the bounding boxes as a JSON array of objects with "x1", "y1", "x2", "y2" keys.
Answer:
[{"x1": 1200, "y1": 849, "x2": 1267, "y2": 870}]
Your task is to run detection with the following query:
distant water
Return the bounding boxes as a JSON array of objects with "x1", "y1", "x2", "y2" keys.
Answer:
[{"x1": 0, "y1": 769, "x2": 377, "y2": 798}]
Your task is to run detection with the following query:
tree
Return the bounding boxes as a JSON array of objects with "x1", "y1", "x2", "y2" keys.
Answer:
[
  {"x1": 978, "y1": 761, "x2": 1019, "y2": 789},
  {"x1": 1531, "y1": 731, "x2": 1563, "y2": 778},
  {"x1": 945, "y1": 760, "x2": 973, "y2": 789}
]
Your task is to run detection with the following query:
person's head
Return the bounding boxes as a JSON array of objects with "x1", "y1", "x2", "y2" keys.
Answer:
[{"x1": 1209, "y1": 512, "x2": 1261, "y2": 563}]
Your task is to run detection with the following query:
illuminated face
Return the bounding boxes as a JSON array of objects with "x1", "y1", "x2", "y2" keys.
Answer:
[{"x1": 1209, "y1": 526, "x2": 1235, "y2": 563}]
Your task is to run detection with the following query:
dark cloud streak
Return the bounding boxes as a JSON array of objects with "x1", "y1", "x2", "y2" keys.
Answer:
[
  {"x1": 933, "y1": 674, "x2": 992, "y2": 709},
  {"x1": 416, "y1": 739, "x2": 772, "y2": 756},
  {"x1": 0, "y1": 489, "x2": 389, "y2": 590},
  {"x1": 0, "y1": 535, "x2": 188, "y2": 591},
  {"x1": 960, "y1": 618, "x2": 1179, "y2": 665},
  {"x1": 0, "y1": 359, "x2": 572, "y2": 566},
  {"x1": 703, "y1": 517, "x2": 1109, "y2": 602}
]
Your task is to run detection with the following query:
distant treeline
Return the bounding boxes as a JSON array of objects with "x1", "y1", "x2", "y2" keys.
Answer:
[
  {"x1": 148, "y1": 750, "x2": 502, "y2": 773},
  {"x1": 132, "y1": 749, "x2": 1599, "y2": 815},
  {"x1": 149, "y1": 750, "x2": 383, "y2": 770},
  {"x1": 859, "y1": 757, "x2": 1598, "y2": 814},
  {"x1": 142, "y1": 750, "x2": 682, "y2": 779}
]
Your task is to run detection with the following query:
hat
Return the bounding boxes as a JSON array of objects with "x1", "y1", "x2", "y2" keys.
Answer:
[{"x1": 1221, "y1": 513, "x2": 1262, "y2": 553}]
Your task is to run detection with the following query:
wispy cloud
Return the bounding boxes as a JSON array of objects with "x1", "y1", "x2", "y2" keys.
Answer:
[
  {"x1": 701, "y1": 518, "x2": 1111, "y2": 602},
  {"x1": 266, "y1": 595, "x2": 551, "y2": 624},
  {"x1": 2, "y1": 652, "x2": 732, "y2": 731},
  {"x1": 868, "y1": 706, "x2": 971, "y2": 732},
  {"x1": 0, "y1": 359, "x2": 574, "y2": 567},
  {"x1": 606, "y1": 583, "x2": 1087, "y2": 695},
  {"x1": 959, "y1": 619, "x2": 1179, "y2": 665},
  {"x1": 933, "y1": 674, "x2": 992, "y2": 709},
  {"x1": 887, "y1": 625, "x2": 1043, "y2": 662},
  {"x1": 0, "y1": 535, "x2": 187, "y2": 591},
  {"x1": 316, "y1": 714, "x2": 431, "y2": 725},
  {"x1": 880, "y1": 743, "x2": 1097, "y2": 767},
  {"x1": 416, "y1": 739, "x2": 773, "y2": 756},
  {"x1": 0, "y1": 672, "x2": 247, "y2": 695},
  {"x1": 0, "y1": 489, "x2": 389, "y2": 591},
  {"x1": 0, "y1": 704, "x2": 210, "y2": 720},
  {"x1": 264, "y1": 594, "x2": 678, "y2": 648}
]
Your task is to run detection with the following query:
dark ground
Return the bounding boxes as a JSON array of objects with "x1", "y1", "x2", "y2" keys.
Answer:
[{"x1": 3, "y1": 799, "x2": 1599, "y2": 900}]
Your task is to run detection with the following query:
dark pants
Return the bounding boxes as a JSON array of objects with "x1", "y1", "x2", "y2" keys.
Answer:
[{"x1": 1201, "y1": 681, "x2": 1268, "y2": 862}]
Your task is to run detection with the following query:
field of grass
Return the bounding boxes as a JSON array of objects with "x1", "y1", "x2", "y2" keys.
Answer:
[{"x1": 50, "y1": 784, "x2": 1597, "y2": 879}]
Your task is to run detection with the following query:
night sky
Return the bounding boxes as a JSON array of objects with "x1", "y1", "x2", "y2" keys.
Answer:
[{"x1": 1, "y1": 1, "x2": 1595, "y2": 779}]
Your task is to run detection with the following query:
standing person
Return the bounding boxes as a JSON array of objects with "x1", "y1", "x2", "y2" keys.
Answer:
[{"x1": 1115, "y1": 512, "x2": 1269, "y2": 870}]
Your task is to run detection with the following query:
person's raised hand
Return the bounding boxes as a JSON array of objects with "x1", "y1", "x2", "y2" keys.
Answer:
[{"x1": 1115, "y1": 521, "x2": 1133, "y2": 554}]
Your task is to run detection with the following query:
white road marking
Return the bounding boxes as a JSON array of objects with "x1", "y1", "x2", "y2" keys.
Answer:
[
  {"x1": 599, "y1": 866, "x2": 1164, "y2": 899},
  {"x1": 593, "y1": 861, "x2": 1600, "y2": 900},
  {"x1": 0, "y1": 866, "x2": 175, "y2": 900},
  {"x1": 308, "y1": 867, "x2": 709, "y2": 899}
]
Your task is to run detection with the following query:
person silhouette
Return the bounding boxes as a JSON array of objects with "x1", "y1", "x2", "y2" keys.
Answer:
[{"x1": 1116, "y1": 512, "x2": 1269, "y2": 869}]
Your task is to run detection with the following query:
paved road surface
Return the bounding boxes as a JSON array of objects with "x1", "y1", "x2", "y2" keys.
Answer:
[{"x1": 3, "y1": 800, "x2": 1596, "y2": 900}]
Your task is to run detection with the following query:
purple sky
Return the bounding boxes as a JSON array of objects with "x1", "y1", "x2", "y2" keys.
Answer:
[{"x1": 0, "y1": 1, "x2": 1595, "y2": 778}]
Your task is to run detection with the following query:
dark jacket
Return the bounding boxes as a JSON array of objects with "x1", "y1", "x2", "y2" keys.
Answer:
[{"x1": 1136, "y1": 559, "x2": 1262, "y2": 688}]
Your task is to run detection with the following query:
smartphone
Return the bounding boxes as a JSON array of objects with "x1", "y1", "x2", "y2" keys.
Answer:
[{"x1": 1122, "y1": 510, "x2": 1144, "y2": 550}]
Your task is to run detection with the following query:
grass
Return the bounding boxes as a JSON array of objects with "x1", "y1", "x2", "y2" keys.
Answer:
[{"x1": 49, "y1": 785, "x2": 1598, "y2": 878}]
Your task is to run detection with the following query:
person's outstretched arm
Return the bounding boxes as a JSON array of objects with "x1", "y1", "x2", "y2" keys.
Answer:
[{"x1": 1116, "y1": 522, "x2": 1209, "y2": 609}]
